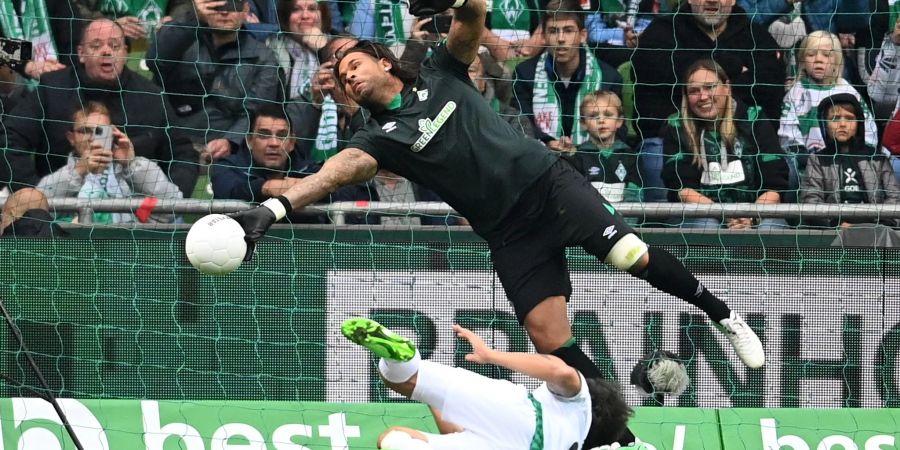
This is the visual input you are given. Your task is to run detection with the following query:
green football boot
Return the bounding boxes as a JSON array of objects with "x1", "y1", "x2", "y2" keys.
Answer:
[{"x1": 341, "y1": 318, "x2": 417, "y2": 362}]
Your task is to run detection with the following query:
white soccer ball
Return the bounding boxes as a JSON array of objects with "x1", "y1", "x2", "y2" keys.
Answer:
[{"x1": 185, "y1": 214, "x2": 247, "y2": 276}]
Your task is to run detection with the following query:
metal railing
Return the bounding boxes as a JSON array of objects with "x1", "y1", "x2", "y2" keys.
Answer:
[{"x1": 3, "y1": 198, "x2": 900, "y2": 226}]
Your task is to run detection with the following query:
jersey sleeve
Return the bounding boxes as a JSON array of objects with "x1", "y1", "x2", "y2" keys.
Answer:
[
  {"x1": 347, "y1": 127, "x2": 385, "y2": 165},
  {"x1": 422, "y1": 43, "x2": 473, "y2": 85}
]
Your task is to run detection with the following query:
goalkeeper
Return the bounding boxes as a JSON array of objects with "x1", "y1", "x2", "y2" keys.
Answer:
[
  {"x1": 232, "y1": 0, "x2": 763, "y2": 443},
  {"x1": 340, "y1": 317, "x2": 632, "y2": 450}
]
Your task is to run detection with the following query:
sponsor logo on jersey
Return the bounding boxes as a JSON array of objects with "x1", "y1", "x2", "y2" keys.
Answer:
[
  {"x1": 411, "y1": 101, "x2": 457, "y2": 152},
  {"x1": 382, "y1": 121, "x2": 398, "y2": 133},
  {"x1": 417, "y1": 89, "x2": 429, "y2": 101}
]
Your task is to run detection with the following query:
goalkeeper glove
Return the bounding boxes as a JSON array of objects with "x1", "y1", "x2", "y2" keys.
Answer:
[
  {"x1": 408, "y1": 0, "x2": 467, "y2": 17},
  {"x1": 229, "y1": 196, "x2": 292, "y2": 261}
]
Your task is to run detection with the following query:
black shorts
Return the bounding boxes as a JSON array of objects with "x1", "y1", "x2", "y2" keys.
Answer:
[{"x1": 489, "y1": 159, "x2": 635, "y2": 324}]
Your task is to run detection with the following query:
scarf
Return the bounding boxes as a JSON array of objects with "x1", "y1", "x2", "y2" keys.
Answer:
[
  {"x1": 532, "y1": 48, "x2": 602, "y2": 145},
  {"x1": 375, "y1": 0, "x2": 408, "y2": 47},
  {"x1": 286, "y1": 38, "x2": 319, "y2": 100},
  {"x1": 491, "y1": 0, "x2": 531, "y2": 33},
  {"x1": 99, "y1": 0, "x2": 166, "y2": 25},
  {"x1": 77, "y1": 162, "x2": 131, "y2": 224},
  {"x1": 312, "y1": 95, "x2": 340, "y2": 161},
  {"x1": 0, "y1": 0, "x2": 56, "y2": 62}
]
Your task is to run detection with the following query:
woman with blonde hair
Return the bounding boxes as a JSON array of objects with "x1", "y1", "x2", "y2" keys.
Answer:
[{"x1": 662, "y1": 59, "x2": 789, "y2": 230}]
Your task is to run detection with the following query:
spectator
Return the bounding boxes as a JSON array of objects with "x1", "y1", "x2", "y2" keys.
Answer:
[
  {"x1": 631, "y1": 0, "x2": 784, "y2": 202},
  {"x1": 72, "y1": 0, "x2": 194, "y2": 77},
  {"x1": 470, "y1": 51, "x2": 534, "y2": 138},
  {"x1": 0, "y1": 188, "x2": 64, "y2": 237},
  {"x1": 780, "y1": 31, "x2": 877, "y2": 192},
  {"x1": 513, "y1": 0, "x2": 623, "y2": 152},
  {"x1": 662, "y1": 60, "x2": 789, "y2": 230},
  {"x1": 566, "y1": 91, "x2": 642, "y2": 206},
  {"x1": 736, "y1": 0, "x2": 868, "y2": 32},
  {"x1": 210, "y1": 104, "x2": 320, "y2": 202},
  {"x1": 0, "y1": 0, "x2": 79, "y2": 78},
  {"x1": 0, "y1": 18, "x2": 198, "y2": 197},
  {"x1": 801, "y1": 94, "x2": 900, "y2": 228},
  {"x1": 149, "y1": 0, "x2": 282, "y2": 161},
  {"x1": 269, "y1": 0, "x2": 331, "y2": 100},
  {"x1": 478, "y1": 0, "x2": 544, "y2": 63},
  {"x1": 869, "y1": 14, "x2": 900, "y2": 116},
  {"x1": 37, "y1": 102, "x2": 182, "y2": 224}
]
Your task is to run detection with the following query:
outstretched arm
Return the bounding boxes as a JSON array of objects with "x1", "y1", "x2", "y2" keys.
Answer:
[
  {"x1": 446, "y1": 0, "x2": 487, "y2": 65},
  {"x1": 454, "y1": 325, "x2": 583, "y2": 397},
  {"x1": 230, "y1": 148, "x2": 378, "y2": 259}
]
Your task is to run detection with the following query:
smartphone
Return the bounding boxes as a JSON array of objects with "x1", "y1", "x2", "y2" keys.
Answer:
[
  {"x1": 427, "y1": 15, "x2": 453, "y2": 35},
  {"x1": 93, "y1": 125, "x2": 114, "y2": 151}
]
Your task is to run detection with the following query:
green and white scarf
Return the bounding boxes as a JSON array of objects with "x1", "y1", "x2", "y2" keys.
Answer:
[
  {"x1": 0, "y1": 0, "x2": 56, "y2": 62},
  {"x1": 375, "y1": 0, "x2": 408, "y2": 47},
  {"x1": 489, "y1": 0, "x2": 531, "y2": 39},
  {"x1": 532, "y1": 48, "x2": 603, "y2": 145},
  {"x1": 312, "y1": 95, "x2": 340, "y2": 161},
  {"x1": 100, "y1": 0, "x2": 166, "y2": 26}
]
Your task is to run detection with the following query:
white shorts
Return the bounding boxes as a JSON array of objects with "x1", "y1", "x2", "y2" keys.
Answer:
[{"x1": 411, "y1": 361, "x2": 537, "y2": 450}]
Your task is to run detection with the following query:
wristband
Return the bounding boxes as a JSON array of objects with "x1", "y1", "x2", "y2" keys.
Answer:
[
  {"x1": 451, "y1": 0, "x2": 467, "y2": 7},
  {"x1": 261, "y1": 196, "x2": 292, "y2": 221}
]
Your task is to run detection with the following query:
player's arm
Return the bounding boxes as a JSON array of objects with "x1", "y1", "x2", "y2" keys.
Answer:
[
  {"x1": 446, "y1": 0, "x2": 487, "y2": 65},
  {"x1": 230, "y1": 148, "x2": 378, "y2": 259},
  {"x1": 406, "y1": 0, "x2": 486, "y2": 65},
  {"x1": 454, "y1": 325, "x2": 582, "y2": 397}
]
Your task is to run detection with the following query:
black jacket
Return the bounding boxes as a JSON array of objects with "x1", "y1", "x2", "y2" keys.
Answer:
[
  {"x1": 513, "y1": 47, "x2": 623, "y2": 143},
  {"x1": 631, "y1": 2, "x2": 785, "y2": 139},
  {"x1": 210, "y1": 144, "x2": 321, "y2": 202},
  {"x1": 0, "y1": 65, "x2": 198, "y2": 196}
]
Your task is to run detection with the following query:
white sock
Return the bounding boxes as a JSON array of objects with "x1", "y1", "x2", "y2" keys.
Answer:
[{"x1": 378, "y1": 350, "x2": 421, "y2": 383}]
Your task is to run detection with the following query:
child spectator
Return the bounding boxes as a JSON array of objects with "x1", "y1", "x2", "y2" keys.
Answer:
[
  {"x1": 801, "y1": 94, "x2": 900, "y2": 228},
  {"x1": 566, "y1": 91, "x2": 642, "y2": 205},
  {"x1": 37, "y1": 102, "x2": 182, "y2": 224},
  {"x1": 779, "y1": 31, "x2": 877, "y2": 190}
]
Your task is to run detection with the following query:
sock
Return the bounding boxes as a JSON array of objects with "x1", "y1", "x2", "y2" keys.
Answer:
[
  {"x1": 638, "y1": 247, "x2": 731, "y2": 322},
  {"x1": 550, "y1": 339, "x2": 603, "y2": 379},
  {"x1": 378, "y1": 350, "x2": 421, "y2": 383},
  {"x1": 380, "y1": 430, "x2": 433, "y2": 449},
  {"x1": 552, "y1": 341, "x2": 637, "y2": 446}
]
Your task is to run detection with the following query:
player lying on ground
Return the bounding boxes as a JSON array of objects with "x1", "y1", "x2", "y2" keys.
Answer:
[
  {"x1": 231, "y1": 0, "x2": 765, "y2": 444},
  {"x1": 341, "y1": 317, "x2": 633, "y2": 450}
]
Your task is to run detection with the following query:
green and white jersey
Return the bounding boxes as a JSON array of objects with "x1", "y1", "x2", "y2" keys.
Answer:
[
  {"x1": 779, "y1": 78, "x2": 877, "y2": 152},
  {"x1": 349, "y1": 44, "x2": 558, "y2": 238}
]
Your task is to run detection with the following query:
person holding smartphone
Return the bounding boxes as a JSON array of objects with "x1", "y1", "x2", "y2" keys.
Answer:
[{"x1": 36, "y1": 102, "x2": 182, "y2": 224}]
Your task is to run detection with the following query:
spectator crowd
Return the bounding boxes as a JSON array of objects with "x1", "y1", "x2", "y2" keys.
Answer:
[{"x1": 0, "y1": 0, "x2": 898, "y2": 234}]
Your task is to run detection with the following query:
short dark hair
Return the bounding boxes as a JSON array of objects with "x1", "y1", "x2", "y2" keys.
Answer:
[
  {"x1": 79, "y1": 18, "x2": 130, "y2": 51},
  {"x1": 277, "y1": 0, "x2": 332, "y2": 36},
  {"x1": 542, "y1": 0, "x2": 585, "y2": 31},
  {"x1": 249, "y1": 104, "x2": 292, "y2": 134},
  {"x1": 333, "y1": 40, "x2": 418, "y2": 87},
  {"x1": 584, "y1": 378, "x2": 634, "y2": 446}
]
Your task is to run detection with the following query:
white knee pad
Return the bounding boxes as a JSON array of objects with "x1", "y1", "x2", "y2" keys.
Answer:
[
  {"x1": 604, "y1": 233, "x2": 648, "y2": 270},
  {"x1": 380, "y1": 430, "x2": 433, "y2": 450}
]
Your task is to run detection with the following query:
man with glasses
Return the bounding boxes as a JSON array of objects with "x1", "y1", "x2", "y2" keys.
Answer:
[
  {"x1": 210, "y1": 104, "x2": 321, "y2": 202},
  {"x1": 231, "y1": 0, "x2": 765, "y2": 445},
  {"x1": 0, "y1": 18, "x2": 198, "y2": 198}
]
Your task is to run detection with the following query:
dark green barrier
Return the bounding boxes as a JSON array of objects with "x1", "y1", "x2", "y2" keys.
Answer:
[{"x1": 0, "y1": 228, "x2": 897, "y2": 408}]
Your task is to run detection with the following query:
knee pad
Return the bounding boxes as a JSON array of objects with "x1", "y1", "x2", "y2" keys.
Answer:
[
  {"x1": 604, "y1": 233, "x2": 648, "y2": 271},
  {"x1": 380, "y1": 430, "x2": 433, "y2": 450}
]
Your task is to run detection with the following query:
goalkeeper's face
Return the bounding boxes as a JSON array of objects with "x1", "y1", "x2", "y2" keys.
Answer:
[{"x1": 337, "y1": 51, "x2": 394, "y2": 110}]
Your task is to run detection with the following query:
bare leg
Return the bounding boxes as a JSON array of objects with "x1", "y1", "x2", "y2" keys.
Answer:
[{"x1": 522, "y1": 295, "x2": 572, "y2": 353}]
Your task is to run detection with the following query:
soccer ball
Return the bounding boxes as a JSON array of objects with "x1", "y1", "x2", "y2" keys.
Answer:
[{"x1": 185, "y1": 214, "x2": 247, "y2": 276}]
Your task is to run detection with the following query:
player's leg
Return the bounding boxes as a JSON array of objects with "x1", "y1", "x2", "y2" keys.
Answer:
[{"x1": 551, "y1": 161, "x2": 765, "y2": 368}]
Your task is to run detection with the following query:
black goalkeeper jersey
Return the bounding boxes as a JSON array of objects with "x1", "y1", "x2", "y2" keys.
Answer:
[{"x1": 348, "y1": 44, "x2": 558, "y2": 238}]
